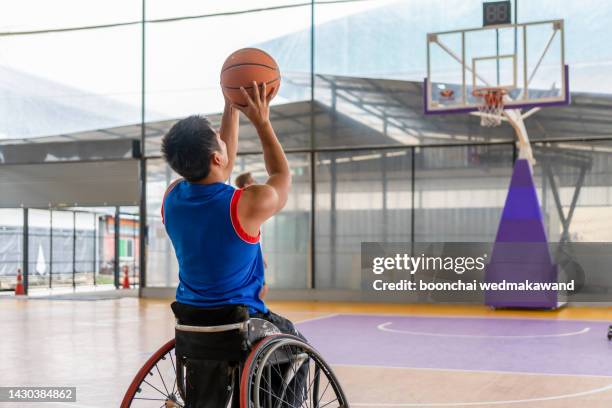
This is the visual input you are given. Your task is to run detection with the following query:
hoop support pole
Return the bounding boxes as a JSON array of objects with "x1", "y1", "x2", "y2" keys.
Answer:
[
  {"x1": 504, "y1": 108, "x2": 535, "y2": 168},
  {"x1": 521, "y1": 106, "x2": 541, "y2": 121}
]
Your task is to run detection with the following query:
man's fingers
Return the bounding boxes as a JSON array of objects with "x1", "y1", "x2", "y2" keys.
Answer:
[
  {"x1": 266, "y1": 86, "x2": 274, "y2": 103},
  {"x1": 239, "y1": 87, "x2": 256, "y2": 109},
  {"x1": 261, "y1": 82, "x2": 267, "y2": 104},
  {"x1": 231, "y1": 103, "x2": 247, "y2": 114},
  {"x1": 251, "y1": 81, "x2": 261, "y2": 104}
]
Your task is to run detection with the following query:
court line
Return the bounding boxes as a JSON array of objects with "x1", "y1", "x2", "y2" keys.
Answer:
[
  {"x1": 377, "y1": 321, "x2": 591, "y2": 338},
  {"x1": 349, "y1": 382, "x2": 612, "y2": 406},
  {"x1": 332, "y1": 363, "x2": 612, "y2": 379},
  {"x1": 294, "y1": 313, "x2": 339, "y2": 324}
]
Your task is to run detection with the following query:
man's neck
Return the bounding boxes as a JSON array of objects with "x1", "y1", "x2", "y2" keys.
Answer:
[{"x1": 194, "y1": 171, "x2": 226, "y2": 185}]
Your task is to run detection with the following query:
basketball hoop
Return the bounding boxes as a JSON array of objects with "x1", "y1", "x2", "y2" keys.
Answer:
[{"x1": 472, "y1": 87, "x2": 507, "y2": 127}]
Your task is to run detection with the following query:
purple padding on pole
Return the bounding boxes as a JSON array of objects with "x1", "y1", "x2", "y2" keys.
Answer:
[
  {"x1": 505, "y1": 159, "x2": 535, "y2": 186},
  {"x1": 490, "y1": 242, "x2": 552, "y2": 264},
  {"x1": 497, "y1": 160, "x2": 544, "y2": 222},
  {"x1": 485, "y1": 159, "x2": 557, "y2": 309},
  {"x1": 485, "y1": 263, "x2": 558, "y2": 308},
  {"x1": 498, "y1": 188, "x2": 543, "y2": 220},
  {"x1": 495, "y1": 221, "x2": 549, "y2": 243}
]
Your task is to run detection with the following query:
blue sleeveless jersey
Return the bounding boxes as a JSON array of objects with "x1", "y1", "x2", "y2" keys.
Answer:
[{"x1": 162, "y1": 181, "x2": 267, "y2": 314}]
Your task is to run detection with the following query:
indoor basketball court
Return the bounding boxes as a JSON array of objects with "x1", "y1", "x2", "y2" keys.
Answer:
[{"x1": 2, "y1": 1, "x2": 612, "y2": 407}]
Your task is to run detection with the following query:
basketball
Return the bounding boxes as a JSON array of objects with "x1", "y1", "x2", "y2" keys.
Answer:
[{"x1": 220, "y1": 48, "x2": 281, "y2": 106}]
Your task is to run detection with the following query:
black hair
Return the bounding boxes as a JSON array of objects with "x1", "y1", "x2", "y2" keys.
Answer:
[{"x1": 161, "y1": 115, "x2": 220, "y2": 182}]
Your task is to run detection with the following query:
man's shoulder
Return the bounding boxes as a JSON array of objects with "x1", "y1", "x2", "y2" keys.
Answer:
[
  {"x1": 166, "y1": 178, "x2": 184, "y2": 194},
  {"x1": 161, "y1": 178, "x2": 184, "y2": 224},
  {"x1": 239, "y1": 185, "x2": 277, "y2": 214}
]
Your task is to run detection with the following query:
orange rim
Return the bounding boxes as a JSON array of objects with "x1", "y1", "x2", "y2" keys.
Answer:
[{"x1": 471, "y1": 87, "x2": 508, "y2": 98}]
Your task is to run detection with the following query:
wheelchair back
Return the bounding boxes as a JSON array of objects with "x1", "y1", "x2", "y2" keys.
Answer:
[{"x1": 171, "y1": 302, "x2": 280, "y2": 408}]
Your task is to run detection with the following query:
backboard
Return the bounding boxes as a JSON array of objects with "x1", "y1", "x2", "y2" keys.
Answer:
[{"x1": 424, "y1": 19, "x2": 568, "y2": 115}]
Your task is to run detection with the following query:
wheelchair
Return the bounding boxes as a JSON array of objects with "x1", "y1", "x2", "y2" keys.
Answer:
[{"x1": 121, "y1": 302, "x2": 348, "y2": 408}]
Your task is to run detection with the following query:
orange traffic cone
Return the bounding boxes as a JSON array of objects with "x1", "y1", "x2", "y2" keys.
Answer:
[
  {"x1": 122, "y1": 265, "x2": 130, "y2": 289},
  {"x1": 14, "y1": 268, "x2": 25, "y2": 295}
]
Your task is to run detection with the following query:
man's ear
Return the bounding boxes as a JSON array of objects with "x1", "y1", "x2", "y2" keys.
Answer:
[{"x1": 211, "y1": 151, "x2": 224, "y2": 167}]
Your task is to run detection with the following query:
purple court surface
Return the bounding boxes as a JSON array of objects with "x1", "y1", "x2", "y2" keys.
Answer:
[{"x1": 298, "y1": 314, "x2": 612, "y2": 377}]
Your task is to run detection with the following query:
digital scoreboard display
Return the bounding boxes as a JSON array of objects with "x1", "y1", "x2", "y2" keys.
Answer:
[{"x1": 483, "y1": 1, "x2": 512, "y2": 26}]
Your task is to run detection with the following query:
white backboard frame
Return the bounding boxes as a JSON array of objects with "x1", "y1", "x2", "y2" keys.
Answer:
[{"x1": 424, "y1": 19, "x2": 568, "y2": 115}]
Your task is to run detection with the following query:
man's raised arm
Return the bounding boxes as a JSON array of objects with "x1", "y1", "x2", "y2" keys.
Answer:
[
  {"x1": 219, "y1": 98, "x2": 240, "y2": 179},
  {"x1": 232, "y1": 82, "x2": 291, "y2": 235}
]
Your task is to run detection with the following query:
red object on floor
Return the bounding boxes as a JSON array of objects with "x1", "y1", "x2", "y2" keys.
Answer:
[
  {"x1": 122, "y1": 265, "x2": 130, "y2": 289},
  {"x1": 14, "y1": 268, "x2": 25, "y2": 295}
]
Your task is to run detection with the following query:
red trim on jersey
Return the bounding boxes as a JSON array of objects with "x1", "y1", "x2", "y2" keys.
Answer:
[
  {"x1": 230, "y1": 189, "x2": 260, "y2": 244},
  {"x1": 161, "y1": 178, "x2": 183, "y2": 225}
]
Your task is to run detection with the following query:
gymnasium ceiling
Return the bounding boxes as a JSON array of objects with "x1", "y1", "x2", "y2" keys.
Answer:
[
  {"x1": 3, "y1": 75, "x2": 611, "y2": 188},
  {"x1": 4, "y1": 74, "x2": 612, "y2": 151}
]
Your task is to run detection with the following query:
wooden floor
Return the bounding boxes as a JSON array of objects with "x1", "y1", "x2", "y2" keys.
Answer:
[{"x1": 2, "y1": 295, "x2": 612, "y2": 407}]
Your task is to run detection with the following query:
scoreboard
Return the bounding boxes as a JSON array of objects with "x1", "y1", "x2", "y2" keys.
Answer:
[{"x1": 483, "y1": 1, "x2": 512, "y2": 26}]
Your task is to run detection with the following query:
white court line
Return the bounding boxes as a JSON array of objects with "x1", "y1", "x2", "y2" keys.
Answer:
[
  {"x1": 294, "y1": 313, "x2": 339, "y2": 324},
  {"x1": 350, "y1": 382, "x2": 612, "y2": 406},
  {"x1": 377, "y1": 321, "x2": 591, "y2": 339}
]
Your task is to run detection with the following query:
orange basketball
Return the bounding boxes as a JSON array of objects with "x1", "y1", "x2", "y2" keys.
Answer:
[{"x1": 220, "y1": 48, "x2": 281, "y2": 107}]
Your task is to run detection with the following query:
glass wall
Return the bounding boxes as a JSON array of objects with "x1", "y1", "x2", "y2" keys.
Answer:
[
  {"x1": 144, "y1": 3, "x2": 312, "y2": 155},
  {"x1": 2, "y1": 0, "x2": 140, "y2": 32},
  {"x1": 146, "y1": 159, "x2": 179, "y2": 287},
  {"x1": 49, "y1": 210, "x2": 74, "y2": 288},
  {"x1": 141, "y1": 0, "x2": 612, "y2": 291},
  {"x1": 315, "y1": 149, "x2": 413, "y2": 289},
  {"x1": 2, "y1": 0, "x2": 612, "y2": 294},
  {"x1": 119, "y1": 210, "x2": 140, "y2": 288},
  {"x1": 518, "y1": 0, "x2": 612, "y2": 93},
  {"x1": 533, "y1": 140, "x2": 612, "y2": 243},
  {"x1": 232, "y1": 153, "x2": 311, "y2": 289},
  {"x1": 313, "y1": 0, "x2": 483, "y2": 81},
  {"x1": 28, "y1": 209, "x2": 52, "y2": 289},
  {"x1": 413, "y1": 144, "x2": 514, "y2": 242},
  {"x1": 0, "y1": 26, "x2": 142, "y2": 141},
  {"x1": 6, "y1": 0, "x2": 612, "y2": 142},
  {"x1": 0, "y1": 209, "x2": 22, "y2": 290},
  {"x1": 312, "y1": 0, "x2": 612, "y2": 93},
  {"x1": 75, "y1": 212, "x2": 96, "y2": 286},
  {"x1": 146, "y1": 1, "x2": 308, "y2": 21},
  {"x1": 0, "y1": 207, "x2": 134, "y2": 294}
]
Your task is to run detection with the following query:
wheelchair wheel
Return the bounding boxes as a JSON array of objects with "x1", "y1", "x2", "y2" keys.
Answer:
[
  {"x1": 121, "y1": 339, "x2": 185, "y2": 408},
  {"x1": 240, "y1": 335, "x2": 348, "y2": 408}
]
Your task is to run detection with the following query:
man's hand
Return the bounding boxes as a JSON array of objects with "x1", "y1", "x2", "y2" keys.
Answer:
[{"x1": 233, "y1": 81, "x2": 273, "y2": 130}]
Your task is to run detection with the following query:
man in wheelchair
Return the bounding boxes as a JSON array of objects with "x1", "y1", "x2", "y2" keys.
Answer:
[{"x1": 160, "y1": 82, "x2": 307, "y2": 407}]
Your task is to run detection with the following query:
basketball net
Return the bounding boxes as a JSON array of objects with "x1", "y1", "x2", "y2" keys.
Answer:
[{"x1": 472, "y1": 87, "x2": 507, "y2": 127}]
